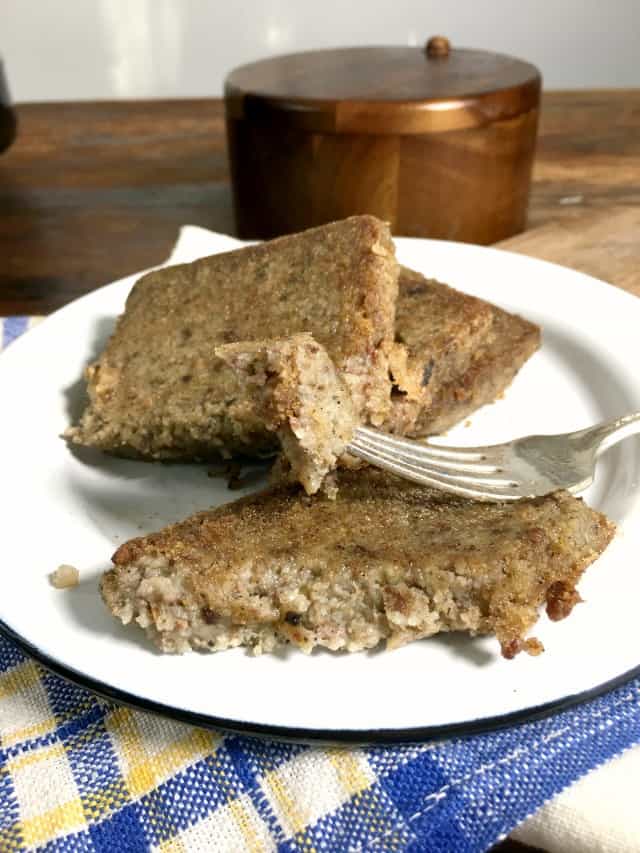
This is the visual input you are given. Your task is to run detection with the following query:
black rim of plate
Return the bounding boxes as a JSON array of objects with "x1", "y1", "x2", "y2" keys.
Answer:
[{"x1": 1, "y1": 617, "x2": 639, "y2": 746}]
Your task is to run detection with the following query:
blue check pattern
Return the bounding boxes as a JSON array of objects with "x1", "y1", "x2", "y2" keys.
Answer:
[{"x1": 2, "y1": 317, "x2": 640, "y2": 853}]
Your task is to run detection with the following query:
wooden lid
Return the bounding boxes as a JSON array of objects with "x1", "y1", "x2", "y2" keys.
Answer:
[{"x1": 225, "y1": 43, "x2": 541, "y2": 134}]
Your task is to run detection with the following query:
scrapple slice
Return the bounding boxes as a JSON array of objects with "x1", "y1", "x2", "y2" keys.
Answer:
[
  {"x1": 215, "y1": 333, "x2": 358, "y2": 496},
  {"x1": 66, "y1": 216, "x2": 398, "y2": 460},
  {"x1": 102, "y1": 468, "x2": 614, "y2": 659},
  {"x1": 389, "y1": 266, "x2": 494, "y2": 406},
  {"x1": 387, "y1": 271, "x2": 541, "y2": 436},
  {"x1": 412, "y1": 308, "x2": 541, "y2": 436}
]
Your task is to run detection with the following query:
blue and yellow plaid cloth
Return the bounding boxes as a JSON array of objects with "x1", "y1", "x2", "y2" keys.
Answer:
[{"x1": 2, "y1": 316, "x2": 640, "y2": 853}]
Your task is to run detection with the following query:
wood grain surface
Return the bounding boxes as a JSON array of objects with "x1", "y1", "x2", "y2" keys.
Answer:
[
  {"x1": 227, "y1": 106, "x2": 539, "y2": 243},
  {"x1": 0, "y1": 91, "x2": 639, "y2": 314},
  {"x1": 224, "y1": 46, "x2": 540, "y2": 132},
  {"x1": 498, "y1": 205, "x2": 640, "y2": 296}
]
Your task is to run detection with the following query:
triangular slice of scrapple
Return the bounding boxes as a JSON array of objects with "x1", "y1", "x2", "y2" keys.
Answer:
[
  {"x1": 103, "y1": 468, "x2": 614, "y2": 659},
  {"x1": 411, "y1": 308, "x2": 541, "y2": 437},
  {"x1": 65, "y1": 216, "x2": 398, "y2": 460},
  {"x1": 387, "y1": 269, "x2": 541, "y2": 436},
  {"x1": 215, "y1": 333, "x2": 358, "y2": 496},
  {"x1": 389, "y1": 266, "x2": 495, "y2": 405}
]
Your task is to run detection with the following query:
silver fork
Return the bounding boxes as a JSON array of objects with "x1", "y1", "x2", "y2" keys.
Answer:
[{"x1": 347, "y1": 413, "x2": 640, "y2": 501}]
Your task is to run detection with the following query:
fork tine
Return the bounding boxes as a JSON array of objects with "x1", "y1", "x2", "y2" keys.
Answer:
[
  {"x1": 348, "y1": 443, "x2": 523, "y2": 501},
  {"x1": 349, "y1": 438, "x2": 518, "y2": 488},
  {"x1": 352, "y1": 432, "x2": 503, "y2": 475},
  {"x1": 355, "y1": 427, "x2": 505, "y2": 464}
]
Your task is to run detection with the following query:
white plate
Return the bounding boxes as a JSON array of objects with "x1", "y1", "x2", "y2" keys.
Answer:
[{"x1": 2, "y1": 238, "x2": 640, "y2": 743}]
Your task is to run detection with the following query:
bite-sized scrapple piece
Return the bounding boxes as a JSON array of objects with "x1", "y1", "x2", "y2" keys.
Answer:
[
  {"x1": 102, "y1": 468, "x2": 614, "y2": 659},
  {"x1": 215, "y1": 333, "x2": 358, "y2": 496},
  {"x1": 65, "y1": 216, "x2": 398, "y2": 460}
]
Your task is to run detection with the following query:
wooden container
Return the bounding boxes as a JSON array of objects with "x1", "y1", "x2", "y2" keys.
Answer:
[{"x1": 225, "y1": 40, "x2": 541, "y2": 243}]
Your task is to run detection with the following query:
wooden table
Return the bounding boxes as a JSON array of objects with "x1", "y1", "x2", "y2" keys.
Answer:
[
  {"x1": 1, "y1": 93, "x2": 638, "y2": 853},
  {"x1": 1, "y1": 92, "x2": 639, "y2": 315}
]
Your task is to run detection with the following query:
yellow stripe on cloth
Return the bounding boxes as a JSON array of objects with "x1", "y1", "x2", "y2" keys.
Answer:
[
  {"x1": 81, "y1": 778, "x2": 131, "y2": 824},
  {"x1": 158, "y1": 837, "x2": 187, "y2": 853},
  {"x1": 9, "y1": 742, "x2": 66, "y2": 773},
  {"x1": 6, "y1": 739, "x2": 87, "y2": 846},
  {"x1": 264, "y1": 768, "x2": 312, "y2": 841},
  {"x1": 154, "y1": 728, "x2": 219, "y2": 780},
  {"x1": 107, "y1": 707, "x2": 220, "y2": 799},
  {"x1": 0, "y1": 660, "x2": 41, "y2": 698},
  {"x1": 170, "y1": 794, "x2": 275, "y2": 853},
  {"x1": 1, "y1": 718, "x2": 57, "y2": 748},
  {"x1": 20, "y1": 799, "x2": 86, "y2": 848},
  {"x1": 0, "y1": 661, "x2": 57, "y2": 747},
  {"x1": 327, "y1": 749, "x2": 373, "y2": 796},
  {"x1": 228, "y1": 797, "x2": 269, "y2": 853},
  {"x1": 106, "y1": 708, "x2": 154, "y2": 795},
  {"x1": 0, "y1": 820, "x2": 26, "y2": 853}
]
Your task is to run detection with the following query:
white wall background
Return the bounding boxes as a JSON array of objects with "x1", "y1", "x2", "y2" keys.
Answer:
[{"x1": 1, "y1": 0, "x2": 639, "y2": 101}]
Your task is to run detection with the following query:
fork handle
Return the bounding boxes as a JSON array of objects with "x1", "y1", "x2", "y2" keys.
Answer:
[{"x1": 581, "y1": 411, "x2": 640, "y2": 456}]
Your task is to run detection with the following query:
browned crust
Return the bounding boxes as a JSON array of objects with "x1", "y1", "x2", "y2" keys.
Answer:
[
  {"x1": 65, "y1": 216, "x2": 398, "y2": 459},
  {"x1": 413, "y1": 308, "x2": 541, "y2": 436},
  {"x1": 105, "y1": 468, "x2": 614, "y2": 659},
  {"x1": 389, "y1": 266, "x2": 494, "y2": 404},
  {"x1": 386, "y1": 297, "x2": 541, "y2": 437},
  {"x1": 546, "y1": 580, "x2": 583, "y2": 621}
]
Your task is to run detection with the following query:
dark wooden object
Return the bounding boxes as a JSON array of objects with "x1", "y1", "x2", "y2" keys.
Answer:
[
  {"x1": 225, "y1": 46, "x2": 540, "y2": 242},
  {"x1": 0, "y1": 61, "x2": 16, "y2": 154},
  {"x1": 0, "y1": 91, "x2": 639, "y2": 315}
]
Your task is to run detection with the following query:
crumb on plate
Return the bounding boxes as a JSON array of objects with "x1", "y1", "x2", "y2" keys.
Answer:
[{"x1": 49, "y1": 564, "x2": 79, "y2": 589}]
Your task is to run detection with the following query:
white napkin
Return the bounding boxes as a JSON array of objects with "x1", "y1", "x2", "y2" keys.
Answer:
[
  {"x1": 512, "y1": 745, "x2": 640, "y2": 852},
  {"x1": 167, "y1": 225, "x2": 243, "y2": 265},
  {"x1": 166, "y1": 225, "x2": 640, "y2": 853}
]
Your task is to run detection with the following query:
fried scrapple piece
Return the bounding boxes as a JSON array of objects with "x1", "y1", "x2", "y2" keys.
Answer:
[
  {"x1": 103, "y1": 469, "x2": 614, "y2": 659},
  {"x1": 389, "y1": 267, "x2": 494, "y2": 405},
  {"x1": 412, "y1": 309, "x2": 541, "y2": 436},
  {"x1": 66, "y1": 216, "x2": 398, "y2": 460},
  {"x1": 215, "y1": 333, "x2": 357, "y2": 496},
  {"x1": 387, "y1": 271, "x2": 541, "y2": 436}
]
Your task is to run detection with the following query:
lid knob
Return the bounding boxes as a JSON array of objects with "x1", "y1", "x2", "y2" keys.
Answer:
[{"x1": 425, "y1": 35, "x2": 451, "y2": 59}]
